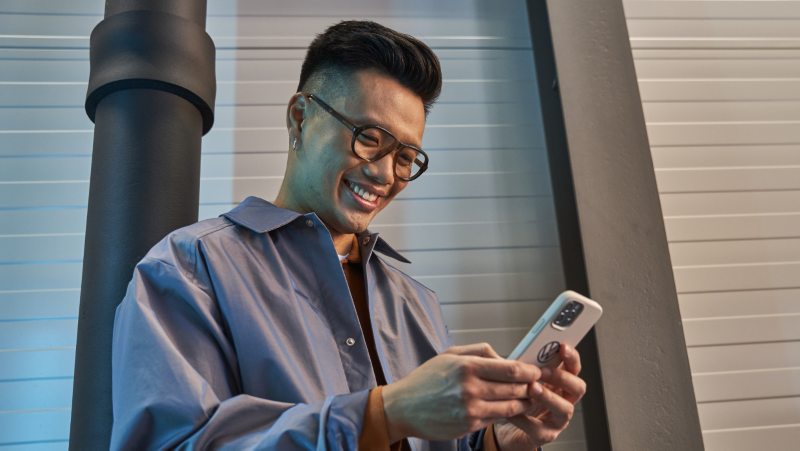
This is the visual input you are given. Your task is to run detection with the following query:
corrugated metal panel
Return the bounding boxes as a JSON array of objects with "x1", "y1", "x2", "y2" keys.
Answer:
[
  {"x1": 623, "y1": 1, "x2": 800, "y2": 449},
  {"x1": 0, "y1": 0, "x2": 580, "y2": 448}
]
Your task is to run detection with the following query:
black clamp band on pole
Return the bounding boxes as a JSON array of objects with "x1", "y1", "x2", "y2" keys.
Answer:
[{"x1": 85, "y1": 9, "x2": 216, "y2": 134}]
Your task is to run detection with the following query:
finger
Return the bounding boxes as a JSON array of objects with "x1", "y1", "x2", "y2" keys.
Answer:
[
  {"x1": 532, "y1": 384, "x2": 574, "y2": 428},
  {"x1": 560, "y1": 344, "x2": 581, "y2": 376},
  {"x1": 478, "y1": 398, "x2": 536, "y2": 421},
  {"x1": 506, "y1": 414, "x2": 560, "y2": 446},
  {"x1": 539, "y1": 367, "x2": 587, "y2": 404},
  {"x1": 478, "y1": 380, "x2": 541, "y2": 401},
  {"x1": 470, "y1": 357, "x2": 541, "y2": 383},
  {"x1": 443, "y1": 342, "x2": 502, "y2": 359}
]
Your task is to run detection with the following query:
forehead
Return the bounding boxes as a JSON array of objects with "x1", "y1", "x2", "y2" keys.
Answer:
[{"x1": 334, "y1": 69, "x2": 426, "y2": 147}]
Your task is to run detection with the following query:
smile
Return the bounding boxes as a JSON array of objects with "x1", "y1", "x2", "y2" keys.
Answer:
[{"x1": 346, "y1": 180, "x2": 379, "y2": 202}]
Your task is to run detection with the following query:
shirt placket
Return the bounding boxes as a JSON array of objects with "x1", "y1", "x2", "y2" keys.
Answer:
[{"x1": 300, "y1": 214, "x2": 377, "y2": 393}]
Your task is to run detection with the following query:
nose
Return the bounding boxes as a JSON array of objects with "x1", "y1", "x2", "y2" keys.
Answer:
[{"x1": 363, "y1": 153, "x2": 395, "y2": 185}]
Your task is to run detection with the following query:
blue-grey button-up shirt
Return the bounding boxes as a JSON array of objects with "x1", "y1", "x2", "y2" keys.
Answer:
[{"x1": 111, "y1": 196, "x2": 490, "y2": 450}]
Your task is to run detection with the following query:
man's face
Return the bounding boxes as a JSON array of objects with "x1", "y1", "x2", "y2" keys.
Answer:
[{"x1": 286, "y1": 69, "x2": 426, "y2": 234}]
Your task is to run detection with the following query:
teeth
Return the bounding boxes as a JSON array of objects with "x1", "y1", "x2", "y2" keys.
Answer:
[{"x1": 348, "y1": 182, "x2": 377, "y2": 202}]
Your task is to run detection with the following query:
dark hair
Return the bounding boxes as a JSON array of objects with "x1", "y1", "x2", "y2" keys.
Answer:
[{"x1": 297, "y1": 20, "x2": 442, "y2": 115}]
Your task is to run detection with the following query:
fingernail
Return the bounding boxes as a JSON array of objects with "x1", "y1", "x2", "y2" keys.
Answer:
[
  {"x1": 531, "y1": 382, "x2": 543, "y2": 395},
  {"x1": 541, "y1": 368, "x2": 551, "y2": 379},
  {"x1": 564, "y1": 345, "x2": 573, "y2": 357}
]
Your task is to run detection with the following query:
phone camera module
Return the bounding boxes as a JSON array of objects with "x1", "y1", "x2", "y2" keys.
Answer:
[{"x1": 553, "y1": 301, "x2": 584, "y2": 327}]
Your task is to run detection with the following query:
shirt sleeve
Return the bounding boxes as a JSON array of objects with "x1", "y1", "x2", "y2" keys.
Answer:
[{"x1": 110, "y1": 246, "x2": 369, "y2": 450}]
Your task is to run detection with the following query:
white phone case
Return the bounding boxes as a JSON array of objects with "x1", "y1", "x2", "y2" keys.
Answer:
[{"x1": 507, "y1": 290, "x2": 603, "y2": 368}]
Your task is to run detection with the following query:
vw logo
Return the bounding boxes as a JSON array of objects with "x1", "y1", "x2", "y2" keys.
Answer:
[{"x1": 537, "y1": 341, "x2": 561, "y2": 364}]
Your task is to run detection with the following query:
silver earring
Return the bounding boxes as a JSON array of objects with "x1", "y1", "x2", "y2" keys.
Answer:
[{"x1": 292, "y1": 138, "x2": 297, "y2": 150}]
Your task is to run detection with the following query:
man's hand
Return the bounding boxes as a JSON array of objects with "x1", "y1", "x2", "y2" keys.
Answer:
[
  {"x1": 494, "y1": 344, "x2": 587, "y2": 450},
  {"x1": 381, "y1": 343, "x2": 542, "y2": 443}
]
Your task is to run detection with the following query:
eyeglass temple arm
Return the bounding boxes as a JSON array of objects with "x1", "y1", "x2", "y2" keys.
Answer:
[{"x1": 307, "y1": 94, "x2": 358, "y2": 133}]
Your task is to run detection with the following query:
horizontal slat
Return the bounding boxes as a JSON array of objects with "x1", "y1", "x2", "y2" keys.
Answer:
[
  {"x1": 441, "y1": 299, "x2": 551, "y2": 331},
  {"x1": 0, "y1": 319, "x2": 77, "y2": 350},
  {"x1": 644, "y1": 100, "x2": 800, "y2": 123},
  {"x1": 0, "y1": 290, "x2": 79, "y2": 321},
  {"x1": 0, "y1": 348, "x2": 75, "y2": 381},
  {"x1": 631, "y1": 38, "x2": 800, "y2": 50},
  {"x1": 669, "y1": 237, "x2": 800, "y2": 266},
  {"x1": 0, "y1": 379, "x2": 72, "y2": 412},
  {"x1": 639, "y1": 79, "x2": 800, "y2": 102},
  {"x1": 0, "y1": 263, "x2": 81, "y2": 292},
  {"x1": 634, "y1": 59, "x2": 800, "y2": 79},
  {"x1": 646, "y1": 122, "x2": 800, "y2": 147},
  {"x1": 679, "y1": 288, "x2": 800, "y2": 319},
  {"x1": 665, "y1": 212, "x2": 800, "y2": 242},
  {"x1": 651, "y1": 145, "x2": 800, "y2": 169},
  {"x1": 0, "y1": 209, "x2": 88, "y2": 236},
  {"x1": 660, "y1": 190, "x2": 800, "y2": 217},
  {"x1": 396, "y1": 247, "x2": 562, "y2": 277},
  {"x1": 417, "y1": 272, "x2": 565, "y2": 305},
  {"x1": 627, "y1": 19, "x2": 800, "y2": 39},
  {"x1": 373, "y1": 221, "x2": 560, "y2": 252},
  {"x1": 683, "y1": 313, "x2": 800, "y2": 347},
  {"x1": 693, "y1": 367, "x2": 800, "y2": 403},
  {"x1": 675, "y1": 261, "x2": 800, "y2": 293},
  {"x1": 656, "y1": 167, "x2": 800, "y2": 193},
  {"x1": 623, "y1": 1, "x2": 800, "y2": 20},
  {"x1": 698, "y1": 396, "x2": 800, "y2": 431},
  {"x1": 689, "y1": 340, "x2": 800, "y2": 374},
  {"x1": 0, "y1": 235, "x2": 84, "y2": 264},
  {"x1": 702, "y1": 423, "x2": 800, "y2": 451},
  {"x1": 0, "y1": 409, "x2": 71, "y2": 446}
]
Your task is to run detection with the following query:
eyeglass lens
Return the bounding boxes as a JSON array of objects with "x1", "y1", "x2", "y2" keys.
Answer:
[{"x1": 353, "y1": 126, "x2": 426, "y2": 180}]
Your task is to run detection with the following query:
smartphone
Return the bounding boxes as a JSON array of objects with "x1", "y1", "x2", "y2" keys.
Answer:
[{"x1": 507, "y1": 290, "x2": 603, "y2": 368}]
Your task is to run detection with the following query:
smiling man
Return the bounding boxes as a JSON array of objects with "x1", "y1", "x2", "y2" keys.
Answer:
[{"x1": 110, "y1": 21, "x2": 585, "y2": 450}]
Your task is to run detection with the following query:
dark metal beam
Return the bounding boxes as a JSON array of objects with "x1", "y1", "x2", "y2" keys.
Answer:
[
  {"x1": 525, "y1": 0, "x2": 705, "y2": 449},
  {"x1": 69, "y1": 1, "x2": 215, "y2": 449}
]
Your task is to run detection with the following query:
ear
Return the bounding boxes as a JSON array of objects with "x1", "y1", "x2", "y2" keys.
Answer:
[{"x1": 286, "y1": 92, "x2": 310, "y2": 146}]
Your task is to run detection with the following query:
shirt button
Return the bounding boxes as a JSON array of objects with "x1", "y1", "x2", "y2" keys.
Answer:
[
  {"x1": 362, "y1": 236, "x2": 370, "y2": 246},
  {"x1": 346, "y1": 338, "x2": 356, "y2": 346},
  {"x1": 306, "y1": 219, "x2": 313, "y2": 227}
]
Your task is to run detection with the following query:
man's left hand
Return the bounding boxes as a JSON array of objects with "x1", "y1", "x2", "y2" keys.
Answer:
[{"x1": 493, "y1": 344, "x2": 586, "y2": 450}]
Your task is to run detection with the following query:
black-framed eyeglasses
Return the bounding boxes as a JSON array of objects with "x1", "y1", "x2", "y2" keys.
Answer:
[{"x1": 307, "y1": 94, "x2": 429, "y2": 181}]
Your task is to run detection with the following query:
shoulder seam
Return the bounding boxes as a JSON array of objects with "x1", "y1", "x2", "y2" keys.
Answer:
[{"x1": 187, "y1": 221, "x2": 236, "y2": 283}]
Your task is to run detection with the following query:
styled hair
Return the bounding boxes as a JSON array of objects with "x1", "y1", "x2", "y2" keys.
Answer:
[{"x1": 297, "y1": 20, "x2": 442, "y2": 115}]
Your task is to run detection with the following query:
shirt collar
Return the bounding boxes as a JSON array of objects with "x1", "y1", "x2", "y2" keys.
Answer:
[{"x1": 221, "y1": 196, "x2": 411, "y2": 264}]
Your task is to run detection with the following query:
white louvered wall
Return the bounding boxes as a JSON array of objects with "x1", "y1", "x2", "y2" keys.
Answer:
[
  {"x1": 0, "y1": 1, "x2": 586, "y2": 449},
  {"x1": 623, "y1": 1, "x2": 800, "y2": 450}
]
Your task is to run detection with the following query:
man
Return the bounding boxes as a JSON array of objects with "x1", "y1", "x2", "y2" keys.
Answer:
[{"x1": 111, "y1": 21, "x2": 586, "y2": 450}]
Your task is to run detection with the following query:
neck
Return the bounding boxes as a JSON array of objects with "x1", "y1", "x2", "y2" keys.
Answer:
[{"x1": 274, "y1": 192, "x2": 354, "y2": 256}]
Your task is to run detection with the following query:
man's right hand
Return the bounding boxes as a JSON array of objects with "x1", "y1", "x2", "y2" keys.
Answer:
[{"x1": 381, "y1": 343, "x2": 542, "y2": 443}]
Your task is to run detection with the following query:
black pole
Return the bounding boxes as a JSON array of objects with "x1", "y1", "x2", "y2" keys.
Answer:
[
  {"x1": 526, "y1": 0, "x2": 705, "y2": 449},
  {"x1": 69, "y1": 1, "x2": 215, "y2": 449}
]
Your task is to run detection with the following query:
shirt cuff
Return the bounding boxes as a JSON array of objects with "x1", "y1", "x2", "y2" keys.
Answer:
[{"x1": 360, "y1": 386, "x2": 403, "y2": 451}]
